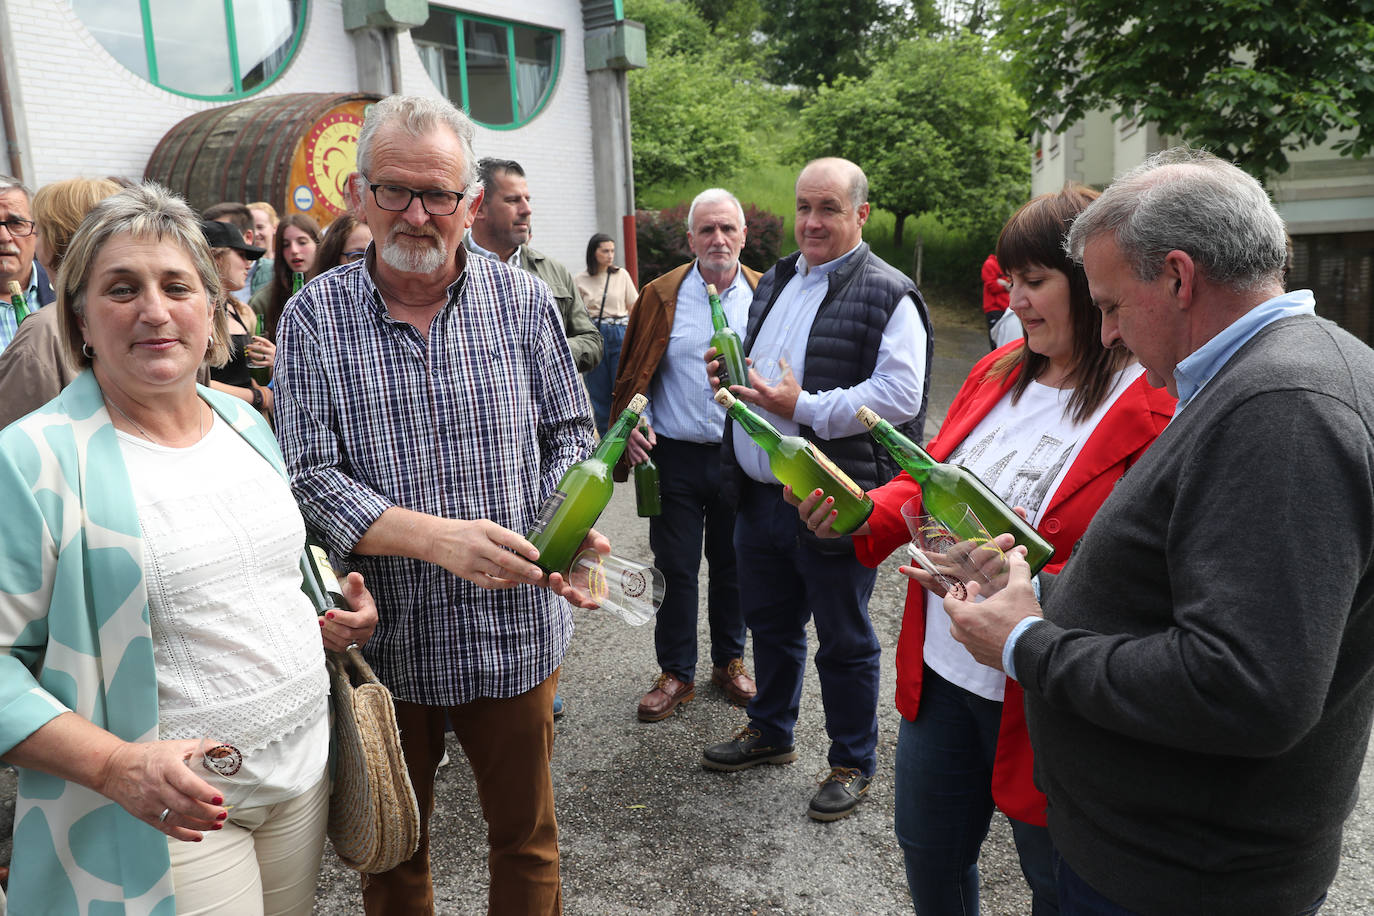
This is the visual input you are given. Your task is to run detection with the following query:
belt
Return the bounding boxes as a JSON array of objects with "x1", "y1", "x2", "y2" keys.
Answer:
[{"x1": 598, "y1": 316, "x2": 629, "y2": 326}]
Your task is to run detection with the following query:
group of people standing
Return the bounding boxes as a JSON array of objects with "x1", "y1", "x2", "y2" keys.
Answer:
[{"x1": 0, "y1": 86, "x2": 1370, "y2": 916}]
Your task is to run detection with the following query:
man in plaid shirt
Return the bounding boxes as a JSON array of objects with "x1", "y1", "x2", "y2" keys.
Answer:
[{"x1": 274, "y1": 95, "x2": 601, "y2": 916}]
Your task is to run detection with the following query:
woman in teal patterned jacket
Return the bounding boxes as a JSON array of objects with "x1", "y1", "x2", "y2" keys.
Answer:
[{"x1": 0, "y1": 184, "x2": 377, "y2": 914}]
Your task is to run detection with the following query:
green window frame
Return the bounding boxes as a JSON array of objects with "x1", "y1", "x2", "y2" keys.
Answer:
[
  {"x1": 71, "y1": 0, "x2": 307, "y2": 101},
  {"x1": 412, "y1": 8, "x2": 562, "y2": 131}
]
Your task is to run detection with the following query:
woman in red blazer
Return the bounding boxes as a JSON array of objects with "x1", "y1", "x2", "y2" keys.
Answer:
[{"x1": 795, "y1": 186, "x2": 1175, "y2": 915}]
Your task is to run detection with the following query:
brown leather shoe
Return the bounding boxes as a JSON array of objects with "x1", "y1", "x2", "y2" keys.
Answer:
[
  {"x1": 637, "y1": 672, "x2": 695, "y2": 722},
  {"x1": 711, "y1": 658, "x2": 757, "y2": 706}
]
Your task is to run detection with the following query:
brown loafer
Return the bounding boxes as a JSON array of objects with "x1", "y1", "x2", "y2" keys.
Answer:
[
  {"x1": 637, "y1": 672, "x2": 695, "y2": 722},
  {"x1": 711, "y1": 658, "x2": 757, "y2": 706}
]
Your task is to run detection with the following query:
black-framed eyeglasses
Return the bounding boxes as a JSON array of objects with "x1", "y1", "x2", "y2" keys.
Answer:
[
  {"x1": 0, "y1": 217, "x2": 35, "y2": 238},
  {"x1": 343, "y1": 249, "x2": 368, "y2": 263},
  {"x1": 366, "y1": 181, "x2": 466, "y2": 216}
]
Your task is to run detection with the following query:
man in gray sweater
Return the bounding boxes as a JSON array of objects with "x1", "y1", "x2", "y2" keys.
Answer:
[{"x1": 941, "y1": 148, "x2": 1374, "y2": 915}]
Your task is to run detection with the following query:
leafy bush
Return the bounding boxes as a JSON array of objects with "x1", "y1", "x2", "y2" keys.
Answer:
[{"x1": 634, "y1": 203, "x2": 785, "y2": 282}]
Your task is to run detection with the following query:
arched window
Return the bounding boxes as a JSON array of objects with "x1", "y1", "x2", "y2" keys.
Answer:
[
  {"x1": 71, "y1": 0, "x2": 306, "y2": 100},
  {"x1": 413, "y1": 8, "x2": 561, "y2": 130}
]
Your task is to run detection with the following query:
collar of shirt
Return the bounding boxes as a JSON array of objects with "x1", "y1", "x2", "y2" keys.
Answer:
[
  {"x1": 689, "y1": 260, "x2": 750, "y2": 299},
  {"x1": 1173, "y1": 289, "x2": 1316, "y2": 412},
  {"x1": 797, "y1": 240, "x2": 864, "y2": 278},
  {"x1": 465, "y1": 232, "x2": 521, "y2": 269}
]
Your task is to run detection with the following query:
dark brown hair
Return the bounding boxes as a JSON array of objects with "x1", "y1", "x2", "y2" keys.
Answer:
[
  {"x1": 991, "y1": 184, "x2": 1130, "y2": 422},
  {"x1": 311, "y1": 212, "x2": 367, "y2": 280},
  {"x1": 265, "y1": 213, "x2": 321, "y2": 339}
]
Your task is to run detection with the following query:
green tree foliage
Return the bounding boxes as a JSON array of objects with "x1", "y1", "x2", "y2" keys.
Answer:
[
  {"x1": 999, "y1": 0, "x2": 1374, "y2": 176},
  {"x1": 794, "y1": 35, "x2": 1028, "y2": 247},
  {"x1": 626, "y1": 0, "x2": 785, "y2": 190},
  {"x1": 756, "y1": 0, "x2": 938, "y2": 87}
]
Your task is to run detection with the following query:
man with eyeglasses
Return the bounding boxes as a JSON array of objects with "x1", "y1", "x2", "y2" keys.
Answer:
[
  {"x1": 464, "y1": 158, "x2": 602, "y2": 376},
  {"x1": 273, "y1": 95, "x2": 602, "y2": 915},
  {"x1": 0, "y1": 176, "x2": 54, "y2": 354}
]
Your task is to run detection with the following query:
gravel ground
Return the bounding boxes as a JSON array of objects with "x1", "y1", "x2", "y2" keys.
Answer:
[{"x1": 310, "y1": 323, "x2": 1374, "y2": 915}]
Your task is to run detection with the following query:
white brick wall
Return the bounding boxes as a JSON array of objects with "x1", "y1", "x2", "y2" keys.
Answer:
[{"x1": 7, "y1": 0, "x2": 599, "y2": 274}]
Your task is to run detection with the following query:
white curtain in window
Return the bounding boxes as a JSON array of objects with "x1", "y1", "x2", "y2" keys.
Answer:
[{"x1": 515, "y1": 62, "x2": 550, "y2": 120}]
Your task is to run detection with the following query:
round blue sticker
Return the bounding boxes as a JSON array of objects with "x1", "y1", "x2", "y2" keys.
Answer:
[{"x1": 293, "y1": 184, "x2": 315, "y2": 211}]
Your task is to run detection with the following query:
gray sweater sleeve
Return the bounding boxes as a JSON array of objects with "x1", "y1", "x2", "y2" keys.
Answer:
[{"x1": 1015, "y1": 387, "x2": 1374, "y2": 756}]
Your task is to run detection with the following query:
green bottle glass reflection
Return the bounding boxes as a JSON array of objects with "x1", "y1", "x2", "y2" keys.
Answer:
[
  {"x1": 633, "y1": 424, "x2": 661, "y2": 518},
  {"x1": 716, "y1": 388, "x2": 873, "y2": 535},
  {"x1": 707, "y1": 283, "x2": 748, "y2": 391},
  {"x1": 7, "y1": 281, "x2": 30, "y2": 324},
  {"x1": 249, "y1": 313, "x2": 271, "y2": 386},
  {"x1": 528, "y1": 393, "x2": 648, "y2": 574},
  {"x1": 292, "y1": 271, "x2": 304, "y2": 294},
  {"x1": 855, "y1": 406, "x2": 1056, "y2": 574}
]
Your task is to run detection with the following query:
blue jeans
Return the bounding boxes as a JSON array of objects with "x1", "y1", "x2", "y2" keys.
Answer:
[
  {"x1": 1054, "y1": 852, "x2": 1328, "y2": 916},
  {"x1": 585, "y1": 321, "x2": 625, "y2": 435},
  {"x1": 895, "y1": 667, "x2": 1056, "y2": 915}
]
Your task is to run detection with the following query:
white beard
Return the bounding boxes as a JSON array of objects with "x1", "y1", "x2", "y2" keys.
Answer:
[{"x1": 379, "y1": 232, "x2": 448, "y2": 274}]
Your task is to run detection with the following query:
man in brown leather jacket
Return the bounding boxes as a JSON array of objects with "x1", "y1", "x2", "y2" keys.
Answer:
[{"x1": 610, "y1": 188, "x2": 760, "y2": 722}]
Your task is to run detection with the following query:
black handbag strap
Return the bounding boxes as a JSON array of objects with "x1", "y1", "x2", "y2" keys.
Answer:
[{"x1": 596, "y1": 271, "x2": 611, "y2": 325}]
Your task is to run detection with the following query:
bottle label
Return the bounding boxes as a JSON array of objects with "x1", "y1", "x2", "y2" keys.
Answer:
[
  {"x1": 528, "y1": 490, "x2": 567, "y2": 536},
  {"x1": 309, "y1": 544, "x2": 342, "y2": 594},
  {"x1": 807, "y1": 445, "x2": 866, "y2": 500}
]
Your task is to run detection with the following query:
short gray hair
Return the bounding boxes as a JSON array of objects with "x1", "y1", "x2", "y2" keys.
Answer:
[
  {"x1": 58, "y1": 182, "x2": 228, "y2": 370},
  {"x1": 355, "y1": 95, "x2": 481, "y2": 201},
  {"x1": 1066, "y1": 147, "x2": 1287, "y2": 291},
  {"x1": 687, "y1": 188, "x2": 747, "y2": 233},
  {"x1": 0, "y1": 175, "x2": 30, "y2": 201}
]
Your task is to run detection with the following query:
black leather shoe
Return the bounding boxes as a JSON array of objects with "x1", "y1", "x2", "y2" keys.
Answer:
[
  {"x1": 702, "y1": 726, "x2": 797, "y2": 771},
  {"x1": 807, "y1": 767, "x2": 871, "y2": 821}
]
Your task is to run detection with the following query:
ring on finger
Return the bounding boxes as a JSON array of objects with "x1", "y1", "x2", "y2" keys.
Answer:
[{"x1": 158, "y1": 807, "x2": 171, "y2": 823}]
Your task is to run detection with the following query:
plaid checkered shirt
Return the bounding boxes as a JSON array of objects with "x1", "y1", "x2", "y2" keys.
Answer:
[{"x1": 273, "y1": 251, "x2": 594, "y2": 705}]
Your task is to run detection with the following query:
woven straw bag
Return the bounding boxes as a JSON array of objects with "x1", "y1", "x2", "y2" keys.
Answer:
[{"x1": 326, "y1": 646, "x2": 420, "y2": 873}]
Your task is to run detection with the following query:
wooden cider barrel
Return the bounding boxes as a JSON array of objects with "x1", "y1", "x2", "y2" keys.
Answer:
[{"x1": 144, "y1": 92, "x2": 381, "y2": 227}]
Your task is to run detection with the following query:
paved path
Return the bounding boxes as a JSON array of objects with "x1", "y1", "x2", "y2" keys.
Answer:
[{"x1": 313, "y1": 325, "x2": 1374, "y2": 914}]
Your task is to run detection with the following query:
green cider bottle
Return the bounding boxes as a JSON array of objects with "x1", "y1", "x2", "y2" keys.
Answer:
[
  {"x1": 7, "y1": 281, "x2": 30, "y2": 324},
  {"x1": 300, "y1": 532, "x2": 350, "y2": 616},
  {"x1": 716, "y1": 388, "x2": 873, "y2": 535},
  {"x1": 528, "y1": 393, "x2": 648, "y2": 574},
  {"x1": 633, "y1": 423, "x2": 661, "y2": 518},
  {"x1": 249, "y1": 313, "x2": 271, "y2": 386},
  {"x1": 707, "y1": 283, "x2": 749, "y2": 391},
  {"x1": 855, "y1": 405, "x2": 1056, "y2": 574},
  {"x1": 292, "y1": 271, "x2": 305, "y2": 294}
]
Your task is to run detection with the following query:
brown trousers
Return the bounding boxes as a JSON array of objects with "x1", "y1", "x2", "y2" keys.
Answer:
[{"x1": 362, "y1": 670, "x2": 561, "y2": 915}]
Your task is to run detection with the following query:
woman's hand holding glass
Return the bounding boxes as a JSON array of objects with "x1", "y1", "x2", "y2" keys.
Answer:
[
  {"x1": 320, "y1": 571, "x2": 380, "y2": 652},
  {"x1": 246, "y1": 336, "x2": 276, "y2": 371}
]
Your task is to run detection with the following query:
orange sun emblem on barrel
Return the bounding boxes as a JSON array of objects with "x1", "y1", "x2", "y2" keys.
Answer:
[{"x1": 304, "y1": 112, "x2": 364, "y2": 215}]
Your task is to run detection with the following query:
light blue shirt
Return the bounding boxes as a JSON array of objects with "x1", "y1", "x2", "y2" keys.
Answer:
[
  {"x1": 647, "y1": 262, "x2": 752, "y2": 443},
  {"x1": 1004, "y1": 288, "x2": 1318, "y2": 680},
  {"x1": 734, "y1": 242, "x2": 928, "y2": 484},
  {"x1": 1173, "y1": 289, "x2": 1315, "y2": 412},
  {"x1": 464, "y1": 231, "x2": 522, "y2": 269},
  {"x1": 0, "y1": 261, "x2": 44, "y2": 353}
]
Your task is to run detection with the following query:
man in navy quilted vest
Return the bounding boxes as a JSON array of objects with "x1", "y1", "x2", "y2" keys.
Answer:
[{"x1": 703, "y1": 157, "x2": 933, "y2": 821}]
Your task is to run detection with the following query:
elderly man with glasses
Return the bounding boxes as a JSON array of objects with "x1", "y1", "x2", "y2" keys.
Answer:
[
  {"x1": 272, "y1": 95, "x2": 605, "y2": 916},
  {"x1": 0, "y1": 176, "x2": 54, "y2": 353}
]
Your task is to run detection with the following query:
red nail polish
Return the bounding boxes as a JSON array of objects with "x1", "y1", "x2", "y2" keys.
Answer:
[
  {"x1": 194, "y1": 835, "x2": 203, "y2": 842},
  {"x1": 217, "y1": 811, "x2": 227, "y2": 820},
  {"x1": 212, "y1": 823, "x2": 223, "y2": 830},
  {"x1": 212, "y1": 795, "x2": 223, "y2": 805},
  {"x1": 326, "y1": 612, "x2": 335, "y2": 620}
]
